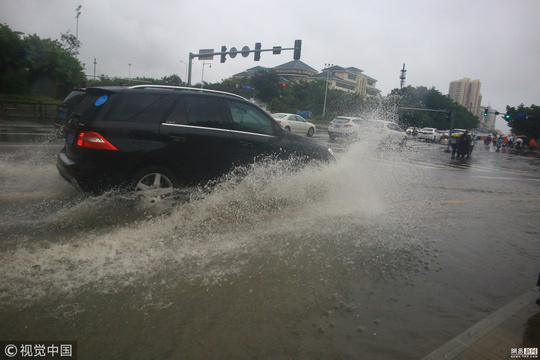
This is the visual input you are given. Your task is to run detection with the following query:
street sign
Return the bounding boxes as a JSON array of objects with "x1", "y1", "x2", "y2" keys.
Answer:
[
  {"x1": 229, "y1": 47, "x2": 238, "y2": 58},
  {"x1": 241, "y1": 46, "x2": 250, "y2": 58},
  {"x1": 198, "y1": 49, "x2": 214, "y2": 60},
  {"x1": 515, "y1": 112, "x2": 528, "y2": 119}
]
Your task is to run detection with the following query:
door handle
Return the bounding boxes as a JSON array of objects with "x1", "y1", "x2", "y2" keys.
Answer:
[{"x1": 169, "y1": 135, "x2": 186, "y2": 142}]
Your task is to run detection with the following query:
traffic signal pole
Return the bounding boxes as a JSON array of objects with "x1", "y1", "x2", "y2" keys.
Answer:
[{"x1": 186, "y1": 40, "x2": 302, "y2": 86}]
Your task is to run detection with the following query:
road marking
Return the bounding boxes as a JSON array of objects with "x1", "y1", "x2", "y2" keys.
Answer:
[
  {"x1": 397, "y1": 196, "x2": 540, "y2": 207},
  {"x1": 472, "y1": 175, "x2": 540, "y2": 181}
]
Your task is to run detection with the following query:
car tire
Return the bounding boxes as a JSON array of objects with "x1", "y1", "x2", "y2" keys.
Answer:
[
  {"x1": 307, "y1": 127, "x2": 315, "y2": 137},
  {"x1": 131, "y1": 166, "x2": 178, "y2": 202},
  {"x1": 285, "y1": 126, "x2": 291, "y2": 132}
]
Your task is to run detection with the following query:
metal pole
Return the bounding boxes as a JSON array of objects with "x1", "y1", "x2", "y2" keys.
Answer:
[
  {"x1": 445, "y1": 111, "x2": 454, "y2": 153},
  {"x1": 75, "y1": 5, "x2": 82, "y2": 58},
  {"x1": 187, "y1": 53, "x2": 194, "y2": 86},
  {"x1": 322, "y1": 63, "x2": 332, "y2": 118}
]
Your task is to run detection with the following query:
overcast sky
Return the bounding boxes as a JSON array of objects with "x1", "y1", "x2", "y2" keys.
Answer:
[{"x1": 2, "y1": 0, "x2": 539, "y2": 132}]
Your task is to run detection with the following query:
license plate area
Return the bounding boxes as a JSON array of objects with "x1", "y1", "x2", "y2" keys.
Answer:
[{"x1": 67, "y1": 133, "x2": 75, "y2": 145}]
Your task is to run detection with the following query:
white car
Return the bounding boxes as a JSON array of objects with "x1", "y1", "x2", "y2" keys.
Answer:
[
  {"x1": 327, "y1": 116, "x2": 364, "y2": 140},
  {"x1": 417, "y1": 128, "x2": 441, "y2": 142},
  {"x1": 328, "y1": 116, "x2": 407, "y2": 145},
  {"x1": 271, "y1": 113, "x2": 316, "y2": 137}
]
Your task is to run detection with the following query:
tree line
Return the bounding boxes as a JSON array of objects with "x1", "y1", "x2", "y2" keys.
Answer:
[{"x1": 1, "y1": 24, "x2": 537, "y2": 138}]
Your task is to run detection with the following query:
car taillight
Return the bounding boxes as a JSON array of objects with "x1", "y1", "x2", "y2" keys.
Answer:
[
  {"x1": 76, "y1": 132, "x2": 118, "y2": 150},
  {"x1": 276, "y1": 120, "x2": 282, "y2": 124},
  {"x1": 344, "y1": 124, "x2": 353, "y2": 128}
]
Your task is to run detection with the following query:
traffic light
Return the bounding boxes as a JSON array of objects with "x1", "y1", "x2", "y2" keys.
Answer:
[
  {"x1": 446, "y1": 111, "x2": 452, "y2": 121},
  {"x1": 220, "y1": 46, "x2": 227, "y2": 63},
  {"x1": 254, "y1": 43, "x2": 261, "y2": 61},
  {"x1": 484, "y1": 108, "x2": 488, "y2": 116},
  {"x1": 504, "y1": 113, "x2": 511, "y2": 119},
  {"x1": 293, "y1": 39, "x2": 302, "y2": 60}
]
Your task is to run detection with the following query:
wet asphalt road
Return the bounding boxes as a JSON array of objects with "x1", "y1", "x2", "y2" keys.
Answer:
[{"x1": 0, "y1": 131, "x2": 539, "y2": 359}]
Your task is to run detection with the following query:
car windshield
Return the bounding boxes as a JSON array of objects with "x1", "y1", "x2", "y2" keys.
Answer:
[{"x1": 352, "y1": 119, "x2": 366, "y2": 125}]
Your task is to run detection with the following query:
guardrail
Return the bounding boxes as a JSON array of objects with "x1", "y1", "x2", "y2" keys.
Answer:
[{"x1": 0, "y1": 99, "x2": 58, "y2": 124}]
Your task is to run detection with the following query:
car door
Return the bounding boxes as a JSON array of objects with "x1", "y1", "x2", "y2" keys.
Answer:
[
  {"x1": 226, "y1": 99, "x2": 285, "y2": 164},
  {"x1": 159, "y1": 95, "x2": 237, "y2": 183},
  {"x1": 294, "y1": 115, "x2": 310, "y2": 134}
]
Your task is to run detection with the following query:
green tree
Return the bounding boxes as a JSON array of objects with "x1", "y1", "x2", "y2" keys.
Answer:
[
  {"x1": 388, "y1": 86, "x2": 479, "y2": 129},
  {"x1": 251, "y1": 69, "x2": 284, "y2": 103},
  {"x1": 0, "y1": 24, "x2": 85, "y2": 99},
  {"x1": 505, "y1": 104, "x2": 540, "y2": 139},
  {"x1": 0, "y1": 24, "x2": 27, "y2": 94},
  {"x1": 160, "y1": 74, "x2": 183, "y2": 86},
  {"x1": 59, "y1": 31, "x2": 81, "y2": 57}
]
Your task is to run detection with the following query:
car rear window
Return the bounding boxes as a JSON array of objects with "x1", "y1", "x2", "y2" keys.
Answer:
[
  {"x1": 333, "y1": 117, "x2": 351, "y2": 124},
  {"x1": 58, "y1": 90, "x2": 111, "y2": 122},
  {"x1": 94, "y1": 93, "x2": 171, "y2": 122}
]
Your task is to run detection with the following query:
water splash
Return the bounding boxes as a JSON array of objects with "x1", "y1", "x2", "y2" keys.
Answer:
[{"x1": 0, "y1": 136, "x2": 433, "y2": 308}]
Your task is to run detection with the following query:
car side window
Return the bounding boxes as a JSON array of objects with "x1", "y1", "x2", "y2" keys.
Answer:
[
  {"x1": 228, "y1": 100, "x2": 275, "y2": 135},
  {"x1": 166, "y1": 96, "x2": 227, "y2": 129},
  {"x1": 164, "y1": 97, "x2": 187, "y2": 124}
]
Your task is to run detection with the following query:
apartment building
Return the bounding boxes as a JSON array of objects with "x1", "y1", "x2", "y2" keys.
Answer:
[
  {"x1": 448, "y1": 77, "x2": 483, "y2": 117},
  {"x1": 233, "y1": 61, "x2": 381, "y2": 99}
]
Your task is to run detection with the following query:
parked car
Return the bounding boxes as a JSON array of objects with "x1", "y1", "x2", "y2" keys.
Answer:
[
  {"x1": 328, "y1": 116, "x2": 407, "y2": 146},
  {"x1": 56, "y1": 85, "x2": 335, "y2": 195},
  {"x1": 417, "y1": 127, "x2": 441, "y2": 142},
  {"x1": 271, "y1": 113, "x2": 316, "y2": 137}
]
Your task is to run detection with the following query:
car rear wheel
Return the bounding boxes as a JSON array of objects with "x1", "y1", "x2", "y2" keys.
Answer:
[
  {"x1": 285, "y1": 126, "x2": 291, "y2": 132},
  {"x1": 132, "y1": 166, "x2": 178, "y2": 203},
  {"x1": 307, "y1": 127, "x2": 315, "y2": 137}
]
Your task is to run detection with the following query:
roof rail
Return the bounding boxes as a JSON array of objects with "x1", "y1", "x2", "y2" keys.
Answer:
[{"x1": 128, "y1": 85, "x2": 247, "y2": 100}]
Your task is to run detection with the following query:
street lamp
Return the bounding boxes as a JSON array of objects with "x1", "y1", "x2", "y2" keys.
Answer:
[
  {"x1": 201, "y1": 61, "x2": 211, "y2": 89},
  {"x1": 128, "y1": 63, "x2": 132, "y2": 84},
  {"x1": 323, "y1": 63, "x2": 333, "y2": 118},
  {"x1": 75, "y1": 5, "x2": 82, "y2": 58}
]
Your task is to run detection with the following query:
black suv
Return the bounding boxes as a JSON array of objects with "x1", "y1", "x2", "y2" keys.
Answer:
[{"x1": 56, "y1": 85, "x2": 334, "y2": 193}]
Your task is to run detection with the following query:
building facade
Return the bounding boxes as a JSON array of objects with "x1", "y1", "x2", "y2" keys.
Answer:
[
  {"x1": 233, "y1": 61, "x2": 381, "y2": 99},
  {"x1": 448, "y1": 77, "x2": 483, "y2": 117}
]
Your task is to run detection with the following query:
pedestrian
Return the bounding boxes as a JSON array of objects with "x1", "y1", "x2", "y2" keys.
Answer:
[
  {"x1": 450, "y1": 131, "x2": 461, "y2": 159},
  {"x1": 457, "y1": 130, "x2": 471, "y2": 159},
  {"x1": 456, "y1": 131, "x2": 471, "y2": 159},
  {"x1": 516, "y1": 137, "x2": 524, "y2": 150},
  {"x1": 468, "y1": 133, "x2": 476, "y2": 158}
]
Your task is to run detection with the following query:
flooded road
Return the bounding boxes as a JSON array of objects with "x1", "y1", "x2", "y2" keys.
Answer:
[{"x1": 0, "y1": 136, "x2": 539, "y2": 359}]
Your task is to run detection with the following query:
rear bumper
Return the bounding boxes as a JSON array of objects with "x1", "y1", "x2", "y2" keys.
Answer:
[{"x1": 56, "y1": 149, "x2": 119, "y2": 193}]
